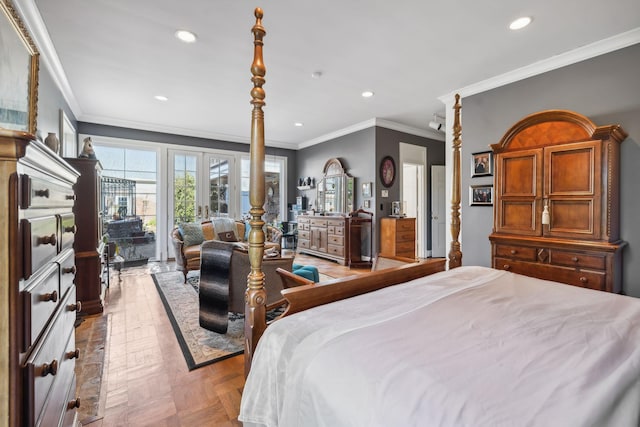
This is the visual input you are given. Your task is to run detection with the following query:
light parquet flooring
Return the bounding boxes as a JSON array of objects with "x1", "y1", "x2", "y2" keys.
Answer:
[{"x1": 78, "y1": 251, "x2": 372, "y2": 426}]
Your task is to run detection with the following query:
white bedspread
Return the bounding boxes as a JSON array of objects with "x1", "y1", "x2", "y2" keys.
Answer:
[{"x1": 239, "y1": 266, "x2": 640, "y2": 427}]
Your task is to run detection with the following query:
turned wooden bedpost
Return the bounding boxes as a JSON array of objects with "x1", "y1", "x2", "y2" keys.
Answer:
[
  {"x1": 245, "y1": 7, "x2": 267, "y2": 376},
  {"x1": 448, "y1": 94, "x2": 463, "y2": 269}
]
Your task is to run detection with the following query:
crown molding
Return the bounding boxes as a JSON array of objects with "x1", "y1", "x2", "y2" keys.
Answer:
[
  {"x1": 440, "y1": 27, "x2": 640, "y2": 103},
  {"x1": 15, "y1": 0, "x2": 83, "y2": 116}
]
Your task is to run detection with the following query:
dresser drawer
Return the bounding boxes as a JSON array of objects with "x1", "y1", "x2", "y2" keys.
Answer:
[
  {"x1": 298, "y1": 217, "x2": 310, "y2": 224},
  {"x1": 23, "y1": 216, "x2": 59, "y2": 279},
  {"x1": 298, "y1": 239, "x2": 310, "y2": 249},
  {"x1": 494, "y1": 244, "x2": 537, "y2": 261},
  {"x1": 328, "y1": 235, "x2": 344, "y2": 246},
  {"x1": 58, "y1": 248, "x2": 76, "y2": 299},
  {"x1": 328, "y1": 244, "x2": 344, "y2": 256},
  {"x1": 58, "y1": 213, "x2": 76, "y2": 252},
  {"x1": 310, "y1": 218, "x2": 327, "y2": 227},
  {"x1": 298, "y1": 230, "x2": 310, "y2": 240},
  {"x1": 327, "y1": 219, "x2": 344, "y2": 227},
  {"x1": 549, "y1": 250, "x2": 606, "y2": 270},
  {"x1": 395, "y1": 219, "x2": 415, "y2": 232},
  {"x1": 22, "y1": 263, "x2": 60, "y2": 351},
  {"x1": 300, "y1": 223, "x2": 310, "y2": 231},
  {"x1": 21, "y1": 174, "x2": 75, "y2": 209},
  {"x1": 395, "y1": 241, "x2": 415, "y2": 253},
  {"x1": 396, "y1": 230, "x2": 415, "y2": 242},
  {"x1": 24, "y1": 287, "x2": 77, "y2": 426}
]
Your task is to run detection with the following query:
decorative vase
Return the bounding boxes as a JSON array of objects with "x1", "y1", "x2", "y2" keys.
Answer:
[{"x1": 44, "y1": 132, "x2": 60, "y2": 154}]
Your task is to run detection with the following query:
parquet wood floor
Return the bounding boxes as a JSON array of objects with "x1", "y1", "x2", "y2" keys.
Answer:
[{"x1": 78, "y1": 251, "x2": 371, "y2": 426}]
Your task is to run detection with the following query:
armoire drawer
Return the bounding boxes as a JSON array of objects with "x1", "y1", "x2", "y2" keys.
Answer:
[
  {"x1": 23, "y1": 287, "x2": 77, "y2": 426},
  {"x1": 549, "y1": 250, "x2": 606, "y2": 270},
  {"x1": 23, "y1": 216, "x2": 59, "y2": 279},
  {"x1": 22, "y1": 263, "x2": 60, "y2": 351},
  {"x1": 494, "y1": 244, "x2": 537, "y2": 261}
]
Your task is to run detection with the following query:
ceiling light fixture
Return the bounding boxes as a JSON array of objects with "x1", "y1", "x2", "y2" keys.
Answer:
[
  {"x1": 154, "y1": 95, "x2": 169, "y2": 102},
  {"x1": 362, "y1": 91, "x2": 374, "y2": 98},
  {"x1": 175, "y1": 29, "x2": 197, "y2": 43},
  {"x1": 509, "y1": 16, "x2": 532, "y2": 30},
  {"x1": 311, "y1": 71, "x2": 323, "y2": 79},
  {"x1": 294, "y1": 122, "x2": 304, "y2": 127},
  {"x1": 429, "y1": 113, "x2": 445, "y2": 132}
]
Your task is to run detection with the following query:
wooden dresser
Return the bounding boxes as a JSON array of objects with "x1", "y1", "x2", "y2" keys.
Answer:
[
  {"x1": 380, "y1": 217, "x2": 416, "y2": 258},
  {"x1": 65, "y1": 158, "x2": 104, "y2": 315},
  {"x1": 489, "y1": 110, "x2": 627, "y2": 293},
  {"x1": 0, "y1": 130, "x2": 82, "y2": 426},
  {"x1": 297, "y1": 215, "x2": 350, "y2": 265}
]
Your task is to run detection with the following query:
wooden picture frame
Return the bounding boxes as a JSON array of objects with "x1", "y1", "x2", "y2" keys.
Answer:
[
  {"x1": 0, "y1": 0, "x2": 39, "y2": 134},
  {"x1": 470, "y1": 184, "x2": 493, "y2": 206},
  {"x1": 471, "y1": 151, "x2": 493, "y2": 177},
  {"x1": 379, "y1": 156, "x2": 396, "y2": 188}
]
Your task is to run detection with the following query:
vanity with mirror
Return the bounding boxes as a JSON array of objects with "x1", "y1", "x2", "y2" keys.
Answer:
[{"x1": 298, "y1": 158, "x2": 362, "y2": 266}]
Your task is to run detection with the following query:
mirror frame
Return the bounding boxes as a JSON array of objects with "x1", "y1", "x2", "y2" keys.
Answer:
[
  {"x1": 1, "y1": 0, "x2": 39, "y2": 134},
  {"x1": 316, "y1": 158, "x2": 354, "y2": 215}
]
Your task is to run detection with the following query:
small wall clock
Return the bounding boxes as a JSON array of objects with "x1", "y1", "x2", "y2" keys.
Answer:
[{"x1": 379, "y1": 156, "x2": 396, "y2": 188}]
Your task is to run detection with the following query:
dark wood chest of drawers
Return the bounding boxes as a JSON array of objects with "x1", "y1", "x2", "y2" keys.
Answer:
[{"x1": 0, "y1": 130, "x2": 82, "y2": 426}]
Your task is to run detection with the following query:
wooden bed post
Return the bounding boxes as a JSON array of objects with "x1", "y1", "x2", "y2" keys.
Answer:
[
  {"x1": 245, "y1": 7, "x2": 267, "y2": 376},
  {"x1": 448, "y1": 94, "x2": 462, "y2": 269}
]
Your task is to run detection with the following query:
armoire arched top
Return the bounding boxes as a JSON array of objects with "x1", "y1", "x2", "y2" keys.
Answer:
[{"x1": 491, "y1": 109, "x2": 628, "y2": 153}]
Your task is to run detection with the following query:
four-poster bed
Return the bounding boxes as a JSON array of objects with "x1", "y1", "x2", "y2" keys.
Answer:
[{"x1": 241, "y1": 8, "x2": 640, "y2": 426}]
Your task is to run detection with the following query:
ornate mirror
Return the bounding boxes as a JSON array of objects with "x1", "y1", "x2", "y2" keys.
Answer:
[
  {"x1": 316, "y1": 158, "x2": 354, "y2": 215},
  {"x1": 1, "y1": 0, "x2": 40, "y2": 134}
]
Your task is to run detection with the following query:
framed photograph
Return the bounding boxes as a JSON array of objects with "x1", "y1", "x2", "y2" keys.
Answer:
[
  {"x1": 470, "y1": 185, "x2": 493, "y2": 206},
  {"x1": 59, "y1": 109, "x2": 77, "y2": 156},
  {"x1": 471, "y1": 151, "x2": 493, "y2": 177},
  {"x1": 362, "y1": 182, "x2": 372, "y2": 198},
  {"x1": 379, "y1": 156, "x2": 396, "y2": 188},
  {"x1": 0, "y1": 0, "x2": 40, "y2": 134}
]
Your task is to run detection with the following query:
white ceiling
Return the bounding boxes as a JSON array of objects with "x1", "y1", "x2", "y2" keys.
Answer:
[{"x1": 22, "y1": 0, "x2": 640, "y2": 149}]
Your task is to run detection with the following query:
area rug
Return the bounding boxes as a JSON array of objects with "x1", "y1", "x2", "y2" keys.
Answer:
[{"x1": 152, "y1": 271, "x2": 244, "y2": 370}]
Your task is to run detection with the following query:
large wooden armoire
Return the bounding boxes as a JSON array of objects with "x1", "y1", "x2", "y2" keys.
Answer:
[{"x1": 489, "y1": 110, "x2": 627, "y2": 293}]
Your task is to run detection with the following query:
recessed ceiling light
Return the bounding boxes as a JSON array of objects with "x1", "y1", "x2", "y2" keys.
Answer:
[
  {"x1": 175, "y1": 30, "x2": 197, "y2": 43},
  {"x1": 154, "y1": 95, "x2": 168, "y2": 102},
  {"x1": 509, "y1": 16, "x2": 532, "y2": 30},
  {"x1": 311, "y1": 71, "x2": 323, "y2": 79},
  {"x1": 362, "y1": 91, "x2": 374, "y2": 98},
  {"x1": 294, "y1": 122, "x2": 304, "y2": 127}
]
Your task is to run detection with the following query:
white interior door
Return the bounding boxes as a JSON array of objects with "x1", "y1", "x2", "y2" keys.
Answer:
[
  {"x1": 399, "y1": 143, "x2": 427, "y2": 258},
  {"x1": 431, "y1": 165, "x2": 446, "y2": 258}
]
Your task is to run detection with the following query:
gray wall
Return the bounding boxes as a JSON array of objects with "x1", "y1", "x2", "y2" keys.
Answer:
[
  {"x1": 461, "y1": 43, "x2": 640, "y2": 296},
  {"x1": 36, "y1": 59, "x2": 77, "y2": 142}
]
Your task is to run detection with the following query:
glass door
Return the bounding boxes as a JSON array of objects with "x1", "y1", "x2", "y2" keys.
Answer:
[{"x1": 169, "y1": 150, "x2": 236, "y2": 226}]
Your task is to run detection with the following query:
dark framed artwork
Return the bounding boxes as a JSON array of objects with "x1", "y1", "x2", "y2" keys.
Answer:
[
  {"x1": 471, "y1": 151, "x2": 493, "y2": 177},
  {"x1": 470, "y1": 184, "x2": 493, "y2": 206},
  {"x1": 379, "y1": 156, "x2": 396, "y2": 188}
]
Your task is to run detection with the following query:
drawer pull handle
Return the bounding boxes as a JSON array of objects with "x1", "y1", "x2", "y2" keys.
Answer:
[
  {"x1": 68, "y1": 398, "x2": 81, "y2": 410},
  {"x1": 38, "y1": 234, "x2": 57, "y2": 246},
  {"x1": 572, "y1": 257, "x2": 579, "y2": 262},
  {"x1": 65, "y1": 194, "x2": 75, "y2": 200},
  {"x1": 579, "y1": 277, "x2": 588, "y2": 283},
  {"x1": 35, "y1": 188, "x2": 50, "y2": 198},
  {"x1": 67, "y1": 349, "x2": 80, "y2": 360},
  {"x1": 63, "y1": 266, "x2": 76, "y2": 275},
  {"x1": 41, "y1": 359, "x2": 58, "y2": 377},
  {"x1": 503, "y1": 264, "x2": 511, "y2": 270},
  {"x1": 42, "y1": 290, "x2": 58, "y2": 303},
  {"x1": 64, "y1": 225, "x2": 77, "y2": 233},
  {"x1": 510, "y1": 250, "x2": 517, "y2": 255},
  {"x1": 68, "y1": 301, "x2": 82, "y2": 312}
]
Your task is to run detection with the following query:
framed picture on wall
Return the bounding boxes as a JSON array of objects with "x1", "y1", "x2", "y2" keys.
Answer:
[
  {"x1": 362, "y1": 182, "x2": 372, "y2": 198},
  {"x1": 470, "y1": 184, "x2": 493, "y2": 206},
  {"x1": 471, "y1": 151, "x2": 493, "y2": 177}
]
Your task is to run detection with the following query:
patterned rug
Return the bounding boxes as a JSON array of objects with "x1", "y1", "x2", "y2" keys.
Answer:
[{"x1": 152, "y1": 271, "x2": 245, "y2": 370}]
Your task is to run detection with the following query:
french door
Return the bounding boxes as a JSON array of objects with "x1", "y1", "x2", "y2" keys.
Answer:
[{"x1": 169, "y1": 150, "x2": 237, "y2": 228}]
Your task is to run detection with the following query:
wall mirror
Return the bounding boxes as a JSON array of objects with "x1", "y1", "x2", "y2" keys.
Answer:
[
  {"x1": 317, "y1": 158, "x2": 354, "y2": 215},
  {"x1": 1, "y1": 0, "x2": 39, "y2": 134}
]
